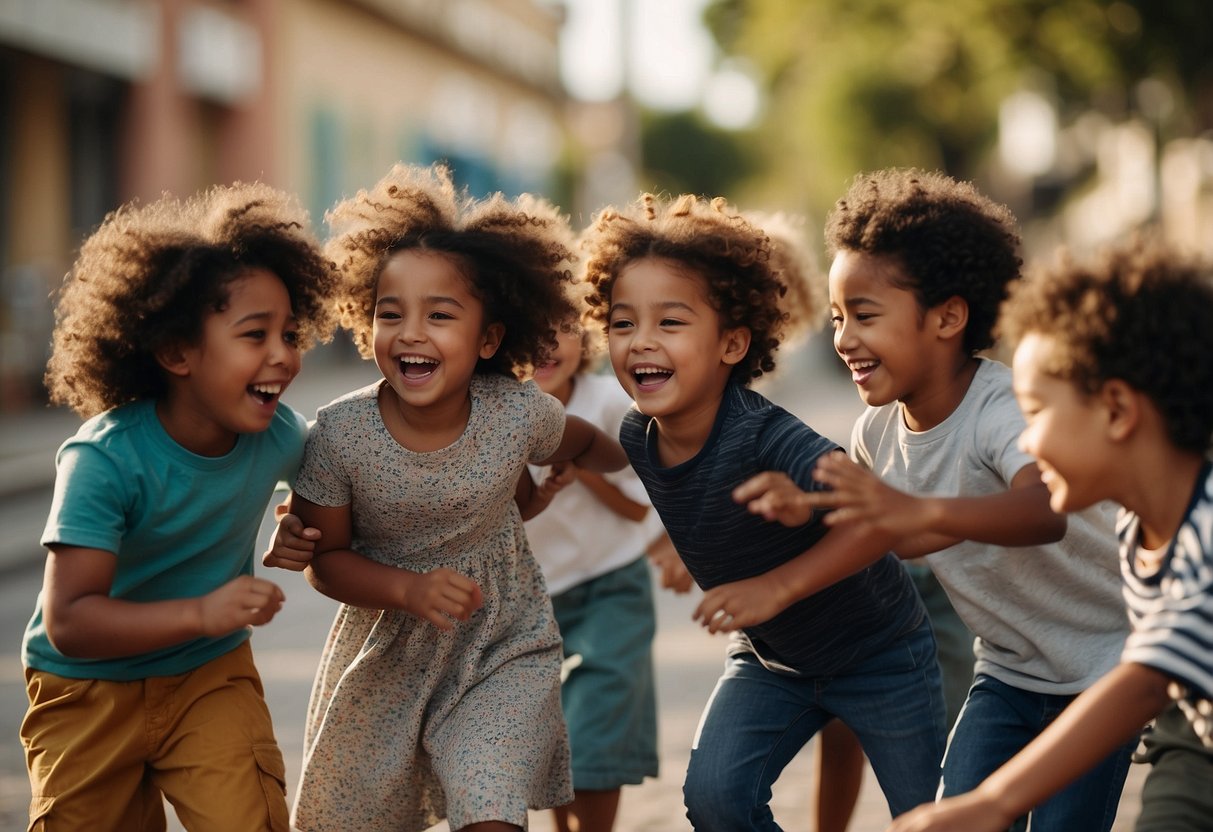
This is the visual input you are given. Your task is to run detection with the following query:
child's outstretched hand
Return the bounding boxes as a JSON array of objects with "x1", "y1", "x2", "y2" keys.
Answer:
[
  {"x1": 262, "y1": 506, "x2": 322, "y2": 571},
  {"x1": 647, "y1": 534, "x2": 694, "y2": 594},
  {"x1": 692, "y1": 574, "x2": 789, "y2": 634},
  {"x1": 402, "y1": 569, "x2": 484, "y2": 631},
  {"x1": 886, "y1": 793, "x2": 1012, "y2": 832},
  {"x1": 537, "y1": 461, "x2": 577, "y2": 503},
  {"x1": 733, "y1": 470, "x2": 817, "y2": 527},
  {"x1": 808, "y1": 453, "x2": 925, "y2": 536},
  {"x1": 199, "y1": 575, "x2": 286, "y2": 635}
]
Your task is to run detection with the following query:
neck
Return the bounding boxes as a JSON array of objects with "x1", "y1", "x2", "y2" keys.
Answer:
[
  {"x1": 901, "y1": 354, "x2": 980, "y2": 432},
  {"x1": 382, "y1": 381, "x2": 473, "y2": 452},
  {"x1": 155, "y1": 397, "x2": 237, "y2": 457},
  {"x1": 651, "y1": 390, "x2": 726, "y2": 468},
  {"x1": 1124, "y1": 450, "x2": 1205, "y2": 550}
]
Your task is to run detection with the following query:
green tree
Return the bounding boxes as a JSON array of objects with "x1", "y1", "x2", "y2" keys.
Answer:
[
  {"x1": 640, "y1": 110, "x2": 758, "y2": 199},
  {"x1": 705, "y1": 0, "x2": 1213, "y2": 217}
]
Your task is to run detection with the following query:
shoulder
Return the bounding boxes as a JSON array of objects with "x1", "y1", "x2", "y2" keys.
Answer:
[
  {"x1": 314, "y1": 381, "x2": 380, "y2": 423},
  {"x1": 968, "y1": 359, "x2": 1020, "y2": 415},
  {"x1": 730, "y1": 386, "x2": 838, "y2": 462}
]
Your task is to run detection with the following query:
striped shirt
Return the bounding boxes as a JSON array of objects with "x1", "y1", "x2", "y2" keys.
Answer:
[
  {"x1": 620, "y1": 383, "x2": 923, "y2": 676},
  {"x1": 1121, "y1": 461, "x2": 1213, "y2": 745}
]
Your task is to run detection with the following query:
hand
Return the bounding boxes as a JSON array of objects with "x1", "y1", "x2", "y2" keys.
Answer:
[
  {"x1": 536, "y1": 461, "x2": 577, "y2": 502},
  {"x1": 732, "y1": 470, "x2": 817, "y2": 527},
  {"x1": 809, "y1": 453, "x2": 929, "y2": 536},
  {"x1": 198, "y1": 575, "x2": 286, "y2": 635},
  {"x1": 646, "y1": 534, "x2": 694, "y2": 594},
  {"x1": 262, "y1": 511, "x2": 321, "y2": 571},
  {"x1": 692, "y1": 573, "x2": 790, "y2": 634},
  {"x1": 886, "y1": 793, "x2": 1014, "y2": 832},
  {"x1": 401, "y1": 568, "x2": 484, "y2": 631}
]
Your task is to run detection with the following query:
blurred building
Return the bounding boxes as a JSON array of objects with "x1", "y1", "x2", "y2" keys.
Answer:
[{"x1": 0, "y1": 0, "x2": 575, "y2": 412}]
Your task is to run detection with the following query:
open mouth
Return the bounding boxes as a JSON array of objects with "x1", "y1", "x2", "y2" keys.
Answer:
[
  {"x1": 532, "y1": 360, "x2": 560, "y2": 380},
  {"x1": 399, "y1": 355, "x2": 439, "y2": 380},
  {"x1": 632, "y1": 366, "x2": 673, "y2": 391},
  {"x1": 249, "y1": 382, "x2": 284, "y2": 405},
  {"x1": 848, "y1": 359, "x2": 879, "y2": 385}
]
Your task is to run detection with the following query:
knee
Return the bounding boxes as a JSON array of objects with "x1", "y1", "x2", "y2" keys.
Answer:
[{"x1": 683, "y1": 764, "x2": 755, "y2": 829}]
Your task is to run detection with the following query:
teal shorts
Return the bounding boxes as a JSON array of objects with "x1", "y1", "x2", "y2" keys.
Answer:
[{"x1": 550, "y1": 555, "x2": 659, "y2": 790}]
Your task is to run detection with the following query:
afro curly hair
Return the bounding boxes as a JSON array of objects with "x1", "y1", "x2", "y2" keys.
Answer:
[
  {"x1": 324, "y1": 163, "x2": 577, "y2": 378},
  {"x1": 45, "y1": 182, "x2": 338, "y2": 419},
  {"x1": 744, "y1": 210, "x2": 826, "y2": 348},
  {"x1": 581, "y1": 192, "x2": 786, "y2": 385},
  {"x1": 1000, "y1": 235, "x2": 1213, "y2": 454},
  {"x1": 825, "y1": 168, "x2": 1022, "y2": 354}
]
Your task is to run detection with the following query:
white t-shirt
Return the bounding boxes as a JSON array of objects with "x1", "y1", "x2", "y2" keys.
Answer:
[
  {"x1": 525, "y1": 373, "x2": 664, "y2": 596},
  {"x1": 852, "y1": 358, "x2": 1128, "y2": 694}
]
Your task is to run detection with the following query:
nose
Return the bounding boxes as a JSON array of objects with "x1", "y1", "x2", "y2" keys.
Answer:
[
  {"x1": 399, "y1": 312, "x2": 426, "y2": 344},
  {"x1": 833, "y1": 317, "x2": 856, "y2": 354},
  {"x1": 629, "y1": 321, "x2": 658, "y2": 352}
]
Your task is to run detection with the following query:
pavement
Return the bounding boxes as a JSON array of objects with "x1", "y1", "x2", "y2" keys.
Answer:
[{"x1": 0, "y1": 336, "x2": 1148, "y2": 830}]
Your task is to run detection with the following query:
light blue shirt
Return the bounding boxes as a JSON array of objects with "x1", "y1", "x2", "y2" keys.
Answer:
[{"x1": 24, "y1": 399, "x2": 307, "y2": 680}]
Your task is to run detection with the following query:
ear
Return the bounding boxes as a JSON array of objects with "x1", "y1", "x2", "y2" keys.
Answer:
[
  {"x1": 479, "y1": 322, "x2": 505, "y2": 359},
  {"x1": 1098, "y1": 378, "x2": 1140, "y2": 442},
  {"x1": 720, "y1": 326, "x2": 751, "y2": 366},
  {"x1": 154, "y1": 342, "x2": 192, "y2": 378},
  {"x1": 932, "y1": 296, "x2": 969, "y2": 341}
]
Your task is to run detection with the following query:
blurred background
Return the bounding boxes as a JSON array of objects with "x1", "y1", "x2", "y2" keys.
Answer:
[{"x1": 1, "y1": 0, "x2": 1212, "y2": 413}]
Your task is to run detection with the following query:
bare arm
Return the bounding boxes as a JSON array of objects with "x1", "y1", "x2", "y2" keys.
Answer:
[
  {"x1": 295, "y1": 494, "x2": 482, "y2": 630},
  {"x1": 575, "y1": 468, "x2": 649, "y2": 522},
  {"x1": 541, "y1": 414, "x2": 627, "y2": 473},
  {"x1": 43, "y1": 545, "x2": 284, "y2": 659},
  {"x1": 748, "y1": 455, "x2": 1066, "y2": 558},
  {"x1": 888, "y1": 662, "x2": 1170, "y2": 831}
]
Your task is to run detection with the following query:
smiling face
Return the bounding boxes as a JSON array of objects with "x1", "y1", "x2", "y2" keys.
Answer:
[
  {"x1": 828, "y1": 249, "x2": 939, "y2": 410},
  {"x1": 606, "y1": 256, "x2": 748, "y2": 434},
  {"x1": 372, "y1": 249, "x2": 503, "y2": 417},
  {"x1": 162, "y1": 267, "x2": 301, "y2": 455},
  {"x1": 530, "y1": 322, "x2": 583, "y2": 403},
  {"x1": 1012, "y1": 332, "x2": 1111, "y2": 513}
]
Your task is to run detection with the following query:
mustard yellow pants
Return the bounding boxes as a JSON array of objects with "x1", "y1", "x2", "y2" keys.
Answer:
[{"x1": 21, "y1": 641, "x2": 289, "y2": 832}]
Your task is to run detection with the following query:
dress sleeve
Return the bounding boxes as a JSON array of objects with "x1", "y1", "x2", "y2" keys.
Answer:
[
  {"x1": 524, "y1": 381, "x2": 567, "y2": 464},
  {"x1": 293, "y1": 405, "x2": 352, "y2": 508}
]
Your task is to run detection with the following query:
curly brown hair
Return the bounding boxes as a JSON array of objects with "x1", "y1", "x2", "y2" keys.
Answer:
[
  {"x1": 1000, "y1": 235, "x2": 1213, "y2": 454},
  {"x1": 825, "y1": 168, "x2": 1022, "y2": 354},
  {"x1": 45, "y1": 182, "x2": 338, "y2": 419},
  {"x1": 325, "y1": 163, "x2": 577, "y2": 377},
  {"x1": 581, "y1": 193, "x2": 786, "y2": 384},
  {"x1": 744, "y1": 211, "x2": 826, "y2": 346}
]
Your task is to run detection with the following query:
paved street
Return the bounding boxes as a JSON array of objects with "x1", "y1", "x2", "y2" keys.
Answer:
[{"x1": 0, "y1": 338, "x2": 1146, "y2": 830}]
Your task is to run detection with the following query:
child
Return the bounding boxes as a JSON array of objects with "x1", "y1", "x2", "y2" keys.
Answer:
[
  {"x1": 888, "y1": 237, "x2": 1213, "y2": 832},
  {"x1": 580, "y1": 191, "x2": 947, "y2": 829},
  {"x1": 737, "y1": 169, "x2": 1133, "y2": 831},
  {"x1": 520, "y1": 310, "x2": 666, "y2": 832},
  {"x1": 20, "y1": 183, "x2": 337, "y2": 830},
  {"x1": 276, "y1": 163, "x2": 627, "y2": 832}
]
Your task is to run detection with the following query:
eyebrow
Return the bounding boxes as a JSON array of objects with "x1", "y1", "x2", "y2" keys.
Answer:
[
  {"x1": 232, "y1": 310, "x2": 293, "y2": 327},
  {"x1": 608, "y1": 300, "x2": 697, "y2": 315},
  {"x1": 375, "y1": 295, "x2": 466, "y2": 308},
  {"x1": 839, "y1": 296, "x2": 883, "y2": 308}
]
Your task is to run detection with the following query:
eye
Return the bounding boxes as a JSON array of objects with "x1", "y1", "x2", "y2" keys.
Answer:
[
  {"x1": 376, "y1": 310, "x2": 401, "y2": 321},
  {"x1": 284, "y1": 330, "x2": 300, "y2": 346},
  {"x1": 659, "y1": 318, "x2": 684, "y2": 327},
  {"x1": 242, "y1": 329, "x2": 267, "y2": 340},
  {"x1": 608, "y1": 318, "x2": 634, "y2": 330},
  {"x1": 429, "y1": 311, "x2": 454, "y2": 321}
]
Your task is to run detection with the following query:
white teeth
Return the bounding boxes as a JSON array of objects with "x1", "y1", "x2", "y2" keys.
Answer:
[
  {"x1": 633, "y1": 367, "x2": 670, "y2": 375},
  {"x1": 252, "y1": 383, "x2": 283, "y2": 395},
  {"x1": 850, "y1": 360, "x2": 878, "y2": 370},
  {"x1": 400, "y1": 355, "x2": 437, "y2": 364}
]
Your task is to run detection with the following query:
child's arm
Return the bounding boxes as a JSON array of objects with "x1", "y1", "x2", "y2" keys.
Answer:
[
  {"x1": 737, "y1": 454, "x2": 1066, "y2": 558},
  {"x1": 540, "y1": 414, "x2": 627, "y2": 473},
  {"x1": 573, "y1": 467, "x2": 649, "y2": 522},
  {"x1": 262, "y1": 497, "x2": 322, "y2": 571},
  {"x1": 515, "y1": 464, "x2": 577, "y2": 521},
  {"x1": 886, "y1": 662, "x2": 1171, "y2": 832},
  {"x1": 43, "y1": 545, "x2": 284, "y2": 658},
  {"x1": 293, "y1": 494, "x2": 483, "y2": 630},
  {"x1": 646, "y1": 532, "x2": 694, "y2": 594},
  {"x1": 692, "y1": 519, "x2": 901, "y2": 632}
]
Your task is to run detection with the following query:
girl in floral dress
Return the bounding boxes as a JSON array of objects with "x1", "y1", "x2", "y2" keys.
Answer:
[{"x1": 279, "y1": 163, "x2": 626, "y2": 832}]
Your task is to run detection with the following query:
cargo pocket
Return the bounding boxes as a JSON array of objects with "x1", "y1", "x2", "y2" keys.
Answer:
[
  {"x1": 27, "y1": 795, "x2": 53, "y2": 831},
  {"x1": 252, "y1": 743, "x2": 290, "y2": 832}
]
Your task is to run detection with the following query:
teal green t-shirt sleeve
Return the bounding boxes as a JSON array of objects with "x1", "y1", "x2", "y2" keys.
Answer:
[{"x1": 41, "y1": 441, "x2": 128, "y2": 555}]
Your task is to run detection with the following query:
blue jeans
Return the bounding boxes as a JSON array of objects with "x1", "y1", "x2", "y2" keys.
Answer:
[
  {"x1": 941, "y1": 673, "x2": 1135, "y2": 832},
  {"x1": 683, "y1": 619, "x2": 945, "y2": 830}
]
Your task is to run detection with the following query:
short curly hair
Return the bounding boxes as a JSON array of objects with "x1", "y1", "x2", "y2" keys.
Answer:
[
  {"x1": 744, "y1": 211, "x2": 826, "y2": 347},
  {"x1": 325, "y1": 163, "x2": 576, "y2": 378},
  {"x1": 825, "y1": 168, "x2": 1022, "y2": 354},
  {"x1": 1000, "y1": 236, "x2": 1213, "y2": 454},
  {"x1": 581, "y1": 193, "x2": 786, "y2": 384},
  {"x1": 45, "y1": 182, "x2": 338, "y2": 419}
]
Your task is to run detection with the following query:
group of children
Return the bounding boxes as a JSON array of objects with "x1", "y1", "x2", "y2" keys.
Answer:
[{"x1": 18, "y1": 158, "x2": 1213, "y2": 832}]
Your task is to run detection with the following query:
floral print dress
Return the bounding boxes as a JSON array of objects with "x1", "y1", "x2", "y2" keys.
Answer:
[{"x1": 291, "y1": 373, "x2": 572, "y2": 831}]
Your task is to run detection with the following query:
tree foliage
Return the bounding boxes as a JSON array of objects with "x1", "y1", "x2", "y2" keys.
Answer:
[{"x1": 704, "y1": 0, "x2": 1213, "y2": 217}]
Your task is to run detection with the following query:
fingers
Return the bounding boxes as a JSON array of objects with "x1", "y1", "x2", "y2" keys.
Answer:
[
  {"x1": 692, "y1": 596, "x2": 741, "y2": 635},
  {"x1": 731, "y1": 471, "x2": 790, "y2": 503}
]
